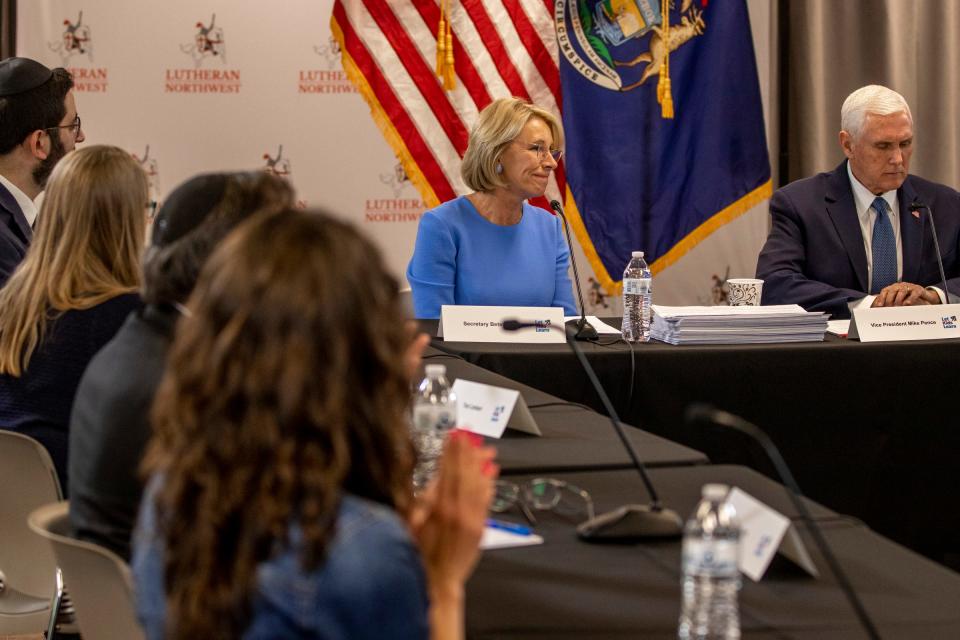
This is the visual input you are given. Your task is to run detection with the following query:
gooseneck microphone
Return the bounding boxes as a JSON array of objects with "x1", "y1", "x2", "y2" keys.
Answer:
[
  {"x1": 549, "y1": 199, "x2": 599, "y2": 341},
  {"x1": 503, "y1": 318, "x2": 682, "y2": 540},
  {"x1": 910, "y1": 198, "x2": 952, "y2": 303},
  {"x1": 685, "y1": 404, "x2": 881, "y2": 640}
]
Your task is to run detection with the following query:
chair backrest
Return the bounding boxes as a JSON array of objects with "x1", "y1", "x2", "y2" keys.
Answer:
[
  {"x1": 0, "y1": 430, "x2": 63, "y2": 598},
  {"x1": 29, "y1": 501, "x2": 145, "y2": 640}
]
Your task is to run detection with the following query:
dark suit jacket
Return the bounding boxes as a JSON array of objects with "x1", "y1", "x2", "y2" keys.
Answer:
[
  {"x1": 68, "y1": 304, "x2": 176, "y2": 561},
  {"x1": 0, "y1": 180, "x2": 32, "y2": 288},
  {"x1": 756, "y1": 161, "x2": 960, "y2": 319}
]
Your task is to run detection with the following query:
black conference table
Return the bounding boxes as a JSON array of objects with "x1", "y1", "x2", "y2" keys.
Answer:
[
  {"x1": 422, "y1": 321, "x2": 960, "y2": 566},
  {"x1": 466, "y1": 465, "x2": 960, "y2": 639},
  {"x1": 419, "y1": 347, "x2": 707, "y2": 474}
]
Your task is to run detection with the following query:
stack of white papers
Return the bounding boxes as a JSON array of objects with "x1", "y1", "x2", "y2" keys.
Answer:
[{"x1": 650, "y1": 305, "x2": 828, "y2": 345}]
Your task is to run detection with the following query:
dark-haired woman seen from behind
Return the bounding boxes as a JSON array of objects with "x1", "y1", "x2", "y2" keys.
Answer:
[
  {"x1": 0, "y1": 145, "x2": 146, "y2": 491},
  {"x1": 133, "y1": 208, "x2": 496, "y2": 640},
  {"x1": 69, "y1": 171, "x2": 295, "y2": 562}
]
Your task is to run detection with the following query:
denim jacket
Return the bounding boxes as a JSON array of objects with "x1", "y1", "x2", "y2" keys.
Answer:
[{"x1": 132, "y1": 480, "x2": 429, "y2": 639}]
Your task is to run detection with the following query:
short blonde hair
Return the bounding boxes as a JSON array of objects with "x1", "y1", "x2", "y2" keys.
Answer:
[
  {"x1": 0, "y1": 145, "x2": 147, "y2": 375},
  {"x1": 841, "y1": 85, "x2": 913, "y2": 140},
  {"x1": 461, "y1": 97, "x2": 564, "y2": 192}
]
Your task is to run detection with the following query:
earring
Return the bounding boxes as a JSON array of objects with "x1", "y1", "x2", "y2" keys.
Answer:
[{"x1": 496, "y1": 162, "x2": 503, "y2": 174}]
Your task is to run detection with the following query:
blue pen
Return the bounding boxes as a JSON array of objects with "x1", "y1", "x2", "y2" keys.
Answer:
[{"x1": 486, "y1": 518, "x2": 532, "y2": 536}]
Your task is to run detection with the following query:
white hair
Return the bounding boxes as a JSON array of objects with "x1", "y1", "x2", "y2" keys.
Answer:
[{"x1": 841, "y1": 85, "x2": 913, "y2": 139}]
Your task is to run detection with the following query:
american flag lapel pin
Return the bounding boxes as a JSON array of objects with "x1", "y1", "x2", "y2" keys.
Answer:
[{"x1": 911, "y1": 210, "x2": 920, "y2": 219}]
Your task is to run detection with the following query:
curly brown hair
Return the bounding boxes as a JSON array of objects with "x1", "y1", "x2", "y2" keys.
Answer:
[{"x1": 144, "y1": 208, "x2": 415, "y2": 639}]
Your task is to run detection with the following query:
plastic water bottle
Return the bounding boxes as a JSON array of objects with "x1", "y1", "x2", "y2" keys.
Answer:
[
  {"x1": 411, "y1": 364, "x2": 457, "y2": 491},
  {"x1": 621, "y1": 251, "x2": 652, "y2": 342},
  {"x1": 678, "y1": 484, "x2": 741, "y2": 640}
]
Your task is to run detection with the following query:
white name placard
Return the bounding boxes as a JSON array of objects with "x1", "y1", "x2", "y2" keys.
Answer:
[
  {"x1": 452, "y1": 379, "x2": 541, "y2": 438},
  {"x1": 439, "y1": 305, "x2": 565, "y2": 343},
  {"x1": 727, "y1": 487, "x2": 819, "y2": 581},
  {"x1": 849, "y1": 303, "x2": 960, "y2": 342}
]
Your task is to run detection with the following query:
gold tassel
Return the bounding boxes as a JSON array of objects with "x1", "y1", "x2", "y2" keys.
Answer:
[
  {"x1": 660, "y1": 77, "x2": 674, "y2": 118},
  {"x1": 657, "y1": 0, "x2": 674, "y2": 119},
  {"x1": 435, "y1": 0, "x2": 456, "y2": 90},
  {"x1": 443, "y1": 14, "x2": 456, "y2": 89},
  {"x1": 436, "y1": 0, "x2": 446, "y2": 77},
  {"x1": 657, "y1": 61, "x2": 667, "y2": 102}
]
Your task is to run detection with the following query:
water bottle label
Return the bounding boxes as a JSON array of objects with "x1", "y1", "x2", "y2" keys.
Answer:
[
  {"x1": 682, "y1": 539, "x2": 739, "y2": 577},
  {"x1": 413, "y1": 405, "x2": 456, "y2": 433},
  {"x1": 622, "y1": 278, "x2": 651, "y2": 295}
]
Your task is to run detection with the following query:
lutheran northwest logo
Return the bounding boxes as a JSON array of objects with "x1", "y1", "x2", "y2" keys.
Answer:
[
  {"x1": 314, "y1": 37, "x2": 341, "y2": 68},
  {"x1": 556, "y1": 0, "x2": 706, "y2": 95},
  {"x1": 365, "y1": 162, "x2": 425, "y2": 224},
  {"x1": 262, "y1": 145, "x2": 292, "y2": 177},
  {"x1": 48, "y1": 10, "x2": 108, "y2": 92},
  {"x1": 49, "y1": 11, "x2": 93, "y2": 64},
  {"x1": 181, "y1": 14, "x2": 227, "y2": 67},
  {"x1": 132, "y1": 145, "x2": 160, "y2": 205},
  {"x1": 165, "y1": 15, "x2": 240, "y2": 93},
  {"x1": 260, "y1": 147, "x2": 307, "y2": 207},
  {"x1": 299, "y1": 37, "x2": 357, "y2": 94},
  {"x1": 380, "y1": 163, "x2": 412, "y2": 198}
]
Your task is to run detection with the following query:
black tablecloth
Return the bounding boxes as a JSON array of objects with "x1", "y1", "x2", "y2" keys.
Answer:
[
  {"x1": 467, "y1": 465, "x2": 960, "y2": 639},
  {"x1": 425, "y1": 322, "x2": 960, "y2": 563},
  {"x1": 420, "y1": 347, "x2": 707, "y2": 474}
]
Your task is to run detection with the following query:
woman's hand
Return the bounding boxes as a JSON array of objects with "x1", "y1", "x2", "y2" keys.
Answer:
[{"x1": 409, "y1": 430, "x2": 498, "y2": 639}]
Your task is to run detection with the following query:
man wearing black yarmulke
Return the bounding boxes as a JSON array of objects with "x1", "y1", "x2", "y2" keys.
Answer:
[{"x1": 0, "y1": 57, "x2": 85, "y2": 287}]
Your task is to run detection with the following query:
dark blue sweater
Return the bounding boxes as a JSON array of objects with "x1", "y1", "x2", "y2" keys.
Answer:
[{"x1": 0, "y1": 293, "x2": 141, "y2": 494}]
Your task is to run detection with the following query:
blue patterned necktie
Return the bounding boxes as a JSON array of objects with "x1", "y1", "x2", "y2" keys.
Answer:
[{"x1": 870, "y1": 197, "x2": 897, "y2": 294}]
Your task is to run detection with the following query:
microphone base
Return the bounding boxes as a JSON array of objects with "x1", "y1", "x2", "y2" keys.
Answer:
[
  {"x1": 576, "y1": 504, "x2": 683, "y2": 542},
  {"x1": 565, "y1": 318, "x2": 599, "y2": 341}
]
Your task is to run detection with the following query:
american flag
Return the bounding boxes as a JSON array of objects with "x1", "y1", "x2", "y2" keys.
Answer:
[{"x1": 331, "y1": 0, "x2": 566, "y2": 211}]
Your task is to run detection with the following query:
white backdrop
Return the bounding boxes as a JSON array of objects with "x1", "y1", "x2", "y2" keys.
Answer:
[{"x1": 17, "y1": 0, "x2": 774, "y2": 310}]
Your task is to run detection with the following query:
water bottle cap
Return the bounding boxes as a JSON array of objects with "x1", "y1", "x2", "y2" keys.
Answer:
[
  {"x1": 424, "y1": 364, "x2": 447, "y2": 377},
  {"x1": 702, "y1": 483, "x2": 729, "y2": 500},
  {"x1": 632, "y1": 251, "x2": 644, "y2": 258}
]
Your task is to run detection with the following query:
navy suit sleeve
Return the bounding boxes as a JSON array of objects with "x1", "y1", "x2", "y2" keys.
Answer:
[
  {"x1": 927, "y1": 187, "x2": 960, "y2": 301},
  {"x1": 756, "y1": 188, "x2": 865, "y2": 318},
  {"x1": 0, "y1": 233, "x2": 23, "y2": 288}
]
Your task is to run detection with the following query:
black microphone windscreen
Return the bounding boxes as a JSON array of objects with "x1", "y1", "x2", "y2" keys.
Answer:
[{"x1": 501, "y1": 319, "x2": 524, "y2": 331}]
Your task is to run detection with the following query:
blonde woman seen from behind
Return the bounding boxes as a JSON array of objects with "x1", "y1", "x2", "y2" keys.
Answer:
[{"x1": 0, "y1": 145, "x2": 147, "y2": 492}]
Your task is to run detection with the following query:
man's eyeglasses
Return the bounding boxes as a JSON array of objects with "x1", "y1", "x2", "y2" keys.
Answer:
[
  {"x1": 491, "y1": 477, "x2": 594, "y2": 525},
  {"x1": 46, "y1": 115, "x2": 82, "y2": 137},
  {"x1": 519, "y1": 141, "x2": 563, "y2": 163}
]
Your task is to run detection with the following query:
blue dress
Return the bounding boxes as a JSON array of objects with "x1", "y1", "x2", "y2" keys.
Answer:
[
  {"x1": 133, "y1": 480, "x2": 430, "y2": 640},
  {"x1": 406, "y1": 196, "x2": 577, "y2": 318}
]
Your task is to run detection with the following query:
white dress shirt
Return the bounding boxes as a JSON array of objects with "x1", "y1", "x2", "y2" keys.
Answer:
[
  {"x1": 847, "y1": 161, "x2": 901, "y2": 292},
  {"x1": 846, "y1": 162, "x2": 944, "y2": 311}
]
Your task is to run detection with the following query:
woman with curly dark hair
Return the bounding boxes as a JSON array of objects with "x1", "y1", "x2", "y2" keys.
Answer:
[{"x1": 133, "y1": 208, "x2": 495, "y2": 640}]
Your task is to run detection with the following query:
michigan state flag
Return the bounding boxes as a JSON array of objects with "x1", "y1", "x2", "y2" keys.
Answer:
[{"x1": 557, "y1": 0, "x2": 771, "y2": 298}]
